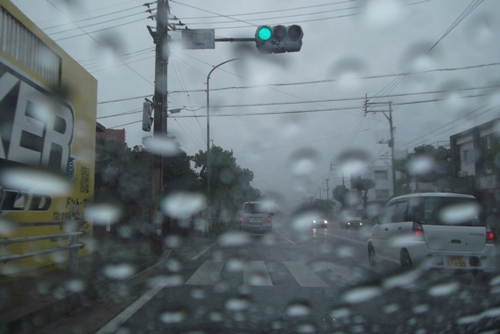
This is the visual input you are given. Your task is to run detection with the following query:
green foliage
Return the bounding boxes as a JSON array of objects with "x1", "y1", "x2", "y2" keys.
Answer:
[
  {"x1": 351, "y1": 177, "x2": 376, "y2": 209},
  {"x1": 95, "y1": 140, "x2": 203, "y2": 234},
  {"x1": 163, "y1": 149, "x2": 200, "y2": 194},
  {"x1": 95, "y1": 141, "x2": 261, "y2": 228},
  {"x1": 485, "y1": 140, "x2": 500, "y2": 176},
  {"x1": 351, "y1": 177, "x2": 376, "y2": 192},
  {"x1": 312, "y1": 199, "x2": 335, "y2": 217},
  {"x1": 393, "y1": 144, "x2": 452, "y2": 193},
  {"x1": 333, "y1": 185, "x2": 350, "y2": 208},
  {"x1": 95, "y1": 140, "x2": 152, "y2": 230},
  {"x1": 191, "y1": 145, "x2": 261, "y2": 217}
]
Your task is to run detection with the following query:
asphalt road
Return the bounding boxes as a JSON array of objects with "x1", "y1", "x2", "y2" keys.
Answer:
[{"x1": 36, "y1": 218, "x2": 500, "y2": 334}]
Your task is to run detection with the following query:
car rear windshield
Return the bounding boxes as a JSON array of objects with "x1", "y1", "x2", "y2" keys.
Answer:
[
  {"x1": 412, "y1": 197, "x2": 484, "y2": 226},
  {"x1": 243, "y1": 203, "x2": 268, "y2": 214}
]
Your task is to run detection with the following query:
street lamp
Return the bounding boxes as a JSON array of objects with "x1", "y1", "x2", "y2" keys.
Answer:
[{"x1": 206, "y1": 58, "x2": 240, "y2": 222}]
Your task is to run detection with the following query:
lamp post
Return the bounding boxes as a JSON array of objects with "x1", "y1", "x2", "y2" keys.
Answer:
[{"x1": 206, "y1": 58, "x2": 240, "y2": 222}]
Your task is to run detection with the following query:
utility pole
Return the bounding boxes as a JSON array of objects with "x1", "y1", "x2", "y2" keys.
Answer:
[
  {"x1": 364, "y1": 94, "x2": 396, "y2": 196},
  {"x1": 325, "y1": 178, "x2": 330, "y2": 200},
  {"x1": 148, "y1": 0, "x2": 169, "y2": 255}
]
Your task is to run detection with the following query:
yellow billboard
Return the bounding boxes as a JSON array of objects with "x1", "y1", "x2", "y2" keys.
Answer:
[{"x1": 0, "y1": 0, "x2": 97, "y2": 275}]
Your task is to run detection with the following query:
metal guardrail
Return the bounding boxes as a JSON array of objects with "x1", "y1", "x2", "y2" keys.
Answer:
[{"x1": 0, "y1": 232, "x2": 85, "y2": 275}]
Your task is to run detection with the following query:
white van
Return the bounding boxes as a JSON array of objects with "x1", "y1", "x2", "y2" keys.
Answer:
[
  {"x1": 239, "y1": 201, "x2": 274, "y2": 233},
  {"x1": 367, "y1": 193, "x2": 497, "y2": 276}
]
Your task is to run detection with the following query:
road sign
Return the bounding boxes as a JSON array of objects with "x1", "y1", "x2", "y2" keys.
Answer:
[{"x1": 182, "y1": 29, "x2": 215, "y2": 49}]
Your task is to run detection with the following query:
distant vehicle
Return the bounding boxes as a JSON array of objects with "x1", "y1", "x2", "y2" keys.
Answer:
[
  {"x1": 339, "y1": 210, "x2": 363, "y2": 229},
  {"x1": 312, "y1": 218, "x2": 328, "y2": 228},
  {"x1": 239, "y1": 201, "x2": 274, "y2": 233},
  {"x1": 367, "y1": 193, "x2": 497, "y2": 277}
]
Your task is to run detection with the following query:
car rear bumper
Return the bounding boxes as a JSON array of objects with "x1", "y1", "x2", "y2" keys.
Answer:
[
  {"x1": 240, "y1": 223, "x2": 272, "y2": 233},
  {"x1": 408, "y1": 244, "x2": 499, "y2": 272}
]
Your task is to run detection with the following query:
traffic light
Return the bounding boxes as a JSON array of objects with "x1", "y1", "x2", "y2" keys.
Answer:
[
  {"x1": 255, "y1": 25, "x2": 303, "y2": 54},
  {"x1": 142, "y1": 100, "x2": 153, "y2": 132}
]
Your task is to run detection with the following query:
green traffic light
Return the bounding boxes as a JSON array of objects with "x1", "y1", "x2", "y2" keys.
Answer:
[{"x1": 258, "y1": 26, "x2": 272, "y2": 41}]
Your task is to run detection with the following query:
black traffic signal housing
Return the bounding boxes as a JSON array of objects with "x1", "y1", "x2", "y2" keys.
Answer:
[
  {"x1": 142, "y1": 100, "x2": 154, "y2": 132},
  {"x1": 255, "y1": 25, "x2": 304, "y2": 54}
]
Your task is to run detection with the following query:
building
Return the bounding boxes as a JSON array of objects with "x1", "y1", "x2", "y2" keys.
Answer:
[
  {"x1": 96, "y1": 128, "x2": 126, "y2": 145},
  {"x1": 449, "y1": 117, "x2": 500, "y2": 215},
  {"x1": 349, "y1": 165, "x2": 394, "y2": 209},
  {"x1": 368, "y1": 166, "x2": 393, "y2": 203}
]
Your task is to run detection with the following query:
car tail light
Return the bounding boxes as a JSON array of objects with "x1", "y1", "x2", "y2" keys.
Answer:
[
  {"x1": 239, "y1": 217, "x2": 243, "y2": 221},
  {"x1": 413, "y1": 222, "x2": 424, "y2": 236},
  {"x1": 486, "y1": 230, "x2": 494, "y2": 243},
  {"x1": 268, "y1": 216, "x2": 272, "y2": 223}
]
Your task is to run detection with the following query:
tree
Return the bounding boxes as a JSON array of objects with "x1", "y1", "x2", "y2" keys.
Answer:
[
  {"x1": 485, "y1": 140, "x2": 500, "y2": 177},
  {"x1": 95, "y1": 140, "x2": 202, "y2": 237},
  {"x1": 393, "y1": 144, "x2": 451, "y2": 193},
  {"x1": 191, "y1": 145, "x2": 261, "y2": 218},
  {"x1": 333, "y1": 185, "x2": 350, "y2": 208},
  {"x1": 351, "y1": 177, "x2": 376, "y2": 211},
  {"x1": 163, "y1": 148, "x2": 200, "y2": 195},
  {"x1": 94, "y1": 140, "x2": 152, "y2": 237},
  {"x1": 312, "y1": 199, "x2": 335, "y2": 218}
]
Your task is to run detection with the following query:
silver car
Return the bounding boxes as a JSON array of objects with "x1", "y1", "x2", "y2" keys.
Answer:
[
  {"x1": 339, "y1": 210, "x2": 363, "y2": 229},
  {"x1": 367, "y1": 193, "x2": 497, "y2": 275},
  {"x1": 239, "y1": 201, "x2": 273, "y2": 233}
]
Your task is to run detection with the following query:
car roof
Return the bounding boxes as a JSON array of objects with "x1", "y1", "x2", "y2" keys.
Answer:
[{"x1": 388, "y1": 192, "x2": 475, "y2": 204}]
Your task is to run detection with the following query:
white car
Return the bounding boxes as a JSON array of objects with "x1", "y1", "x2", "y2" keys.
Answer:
[{"x1": 367, "y1": 193, "x2": 497, "y2": 275}]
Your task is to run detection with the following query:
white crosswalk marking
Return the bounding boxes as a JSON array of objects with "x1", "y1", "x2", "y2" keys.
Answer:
[
  {"x1": 244, "y1": 261, "x2": 273, "y2": 286},
  {"x1": 283, "y1": 261, "x2": 329, "y2": 287},
  {"x1": 318, "y1": 262, "x2": 366, "y2": 281},
  {"x1": 185, "y1": 260, "x2": 225, "y2": 285},
  {"x1": 184, "y1": 260, "x2": 362, "y2": 287}
]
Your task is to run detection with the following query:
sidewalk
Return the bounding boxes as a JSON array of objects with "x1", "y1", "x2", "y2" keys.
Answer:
[{"x1": 0, "y1": 236, "x2": 169, "y2": 334}]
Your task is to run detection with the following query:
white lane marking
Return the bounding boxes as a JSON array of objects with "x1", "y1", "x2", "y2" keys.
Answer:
[
  {"x1": 244, "y1": 260, "x2": 273, "y2": 286},
  {"x1": 191, "y1": 243, "x2": 216, "y2": 261},
  {"x1": 283, "y1": 261, "x2": 329, "y2": 288},
  {"x1": 96, "y1": 282, "x2": 167, "y2": 334},
  {"x1": 185, "y1": 260, "x2": 225, "y2": 285},
  {"x1": 283, "y1": 237, "x2": 297, "y2": 246},
  {"x1": 319, "y1": 262, "x2": 366, "y2": 280},
  {"x1": 125, "y1": 250, "x2": 172, "y2": 282},
  {"x1": 326, "y1": 232, "x2": 366, "y2": 245}
]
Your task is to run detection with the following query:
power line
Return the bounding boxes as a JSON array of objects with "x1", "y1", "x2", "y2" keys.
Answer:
[
  {"x1": 43, "y1": 2, "x2": 154, "y2": 90},
  {"x1": 96, "y1": 84, "x2": 498, "y2": 119},
  {"x1": 41, "y1": 5, "x2": 145, "y2": 31},
  {"x1": 167, "y1": 63, "x2": 500, "y2": 94},
  {"x1": 400, "y1": 103, "x2": 500, "y2": 149},
  {"x1": 429, "y1": 0, "x2": 483, "y2": 51},
  {"x1": 182, "y1": 5, "x2": 359, "y2": 26},
  {"x1": 52, "y1": 17, "x2": 148, "y2": 42},
  {"x1": 175, "y1": 1, "x2": 355, "y2": 20}
]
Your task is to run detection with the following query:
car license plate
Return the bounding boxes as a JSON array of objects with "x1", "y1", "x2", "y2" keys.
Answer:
[
  {"x1": 445, "y1": 256, "x2": 467, "y2": 268},
  {"x1": 249, "y1": 218, "x2": 261, "y2": 223}
]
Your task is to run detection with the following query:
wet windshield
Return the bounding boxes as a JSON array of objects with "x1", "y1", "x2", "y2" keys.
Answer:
[{"x1": 2, "y1": 0, "x2": 500, "y2": 333}]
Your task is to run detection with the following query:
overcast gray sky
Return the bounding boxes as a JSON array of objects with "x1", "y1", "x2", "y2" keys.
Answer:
[{"x1": 11, "y1": 0, "x2": 500, "y2": 207}]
